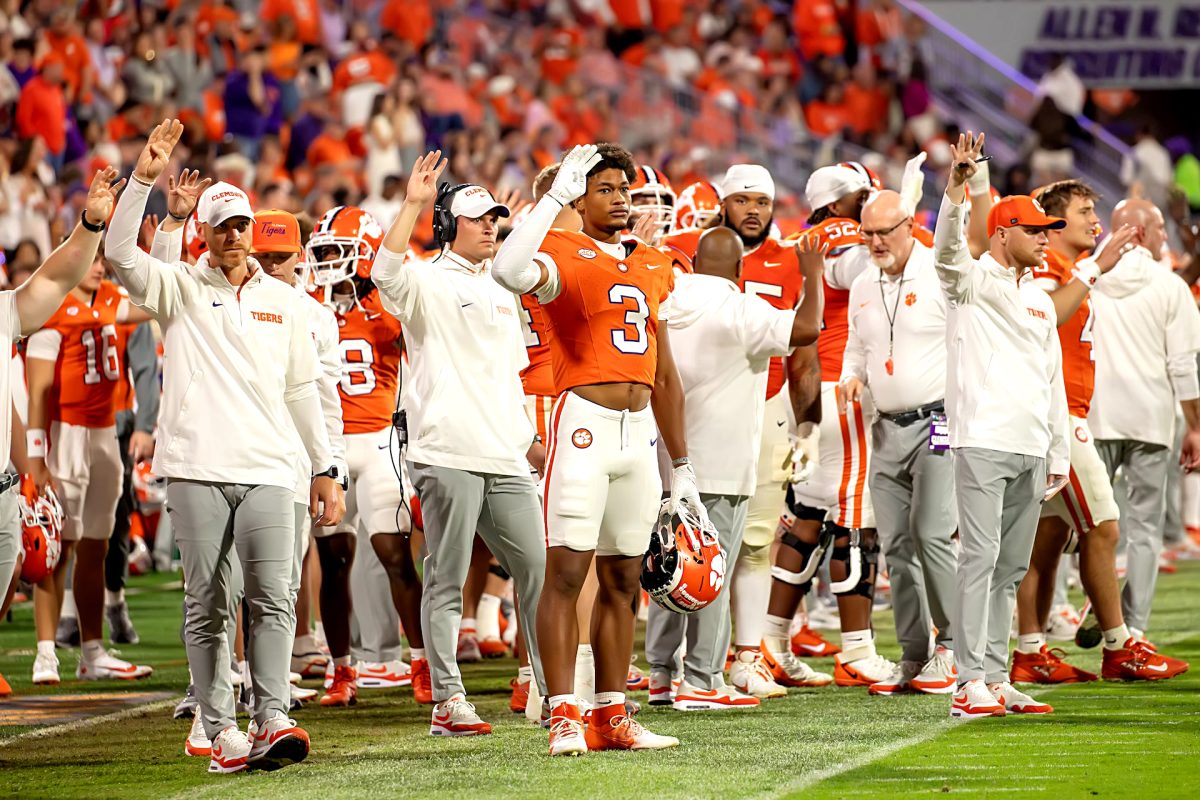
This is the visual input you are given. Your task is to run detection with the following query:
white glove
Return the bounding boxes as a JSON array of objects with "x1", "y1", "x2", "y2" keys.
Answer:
[
  {"x1": 669, "y1": 461, "x2": 708, "y2": 524},
  {"x1": 547, "y1": 144, "x2": 602, "y2": 207},
  {"x1": 965, "y1": 153, "x2": 991, "y2": 197},
  {"x1": 899, "y1": 151, "x2": 927, "y2": 216},
  {"x1": 788, "y1": 422, "x2": 821, "y2": 485}
]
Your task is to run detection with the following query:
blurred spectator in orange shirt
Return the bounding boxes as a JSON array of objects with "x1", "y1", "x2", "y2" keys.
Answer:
[
  {"x1": 538, "y1": 23, "x2": 583, "y2": 85},
  {"x1": 43, "y1": 8, "x2": 92, "y2": 103},
  {"x1": 332, "y1": 21, "x2": 397, "y2": 128},
  {"x1": 757, "y1": 18, "x2": 801, "y2": 84},
  {"x1": 794, "y1": 0, "x2": 847, "y2": 63},
  {"x1": 16, "y1": 55, "x2": 67, "y2": 173},
  {"x1": 650, "y1": 0, "x2": 686, "y2": 34},
  {"x1": 843, "y1": 62, "x2": 889, "y2": 138},
  {"x1": 381, "y1": 0, "x2": 434, "y2": 50},
  {"x1": 262, "y1": 0, "x2": 322, "y2": 46},
  {"x1": 805, "y1": 81, "x2": 852, "y2": 138}
]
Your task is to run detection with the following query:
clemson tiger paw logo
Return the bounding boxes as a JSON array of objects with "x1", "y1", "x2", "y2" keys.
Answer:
[
  {"x1": 709, "y1": 552, "x2": 726, "y2": 592},
  {"x1": 572, "y1": 429, "x2": 593, "y2": 448},
  {"x1": 905, "y1": 292, "x2": 917, "y2": 306}
]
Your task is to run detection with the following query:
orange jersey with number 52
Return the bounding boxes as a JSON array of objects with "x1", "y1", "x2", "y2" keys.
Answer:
[
  {"x1": 535, "y1": 229, "x2": 675, "y2": 392},
  {"x1": 332, "y1": 291, "x2": 404, "y2": 433}
]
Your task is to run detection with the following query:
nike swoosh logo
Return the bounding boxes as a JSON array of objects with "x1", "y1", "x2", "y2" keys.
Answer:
[
  {"x1": 776, "y1": 421, "x2": 786, "y2": 427},
  {"x1": 1140, "y1": 662, "x2": 1168, "y2": 673},
  {"x1": 646, "y1": 264, "x2": 660, "y2": 270},
  {"x1": 461, "y1": 303, "x2": 474, "y2": 308},
  {"x1": 650, "y1": 438, "x2": 658, "y2": 447},
  {"x1": 859, "y1": 302, "x2": 870, "y2": 308},
  {"x1": 212, "y1": 302, "x2": 223, "y2": 307},
  {"x1": 764, "y1": 261, "x2": 783, "y2": 268},
  {"x1": 378, "y1": 444, "x2": 389, "y2": 450}
]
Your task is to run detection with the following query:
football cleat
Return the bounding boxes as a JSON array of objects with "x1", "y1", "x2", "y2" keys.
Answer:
[
  {"x1": 55, "y1": 615, "x2": 80, "y2": 649},
  {"x1": 548, "y1": 703, "x2": 588, "y2": 757},
  {"x1": 32, "y1": 652, "x2": 60, "y2": 685},
  {"x1": 834, "y1": 652, "x2": 897, "y2": 687},
  {"x1": 77, "y1": 650, "x2": 152, "y2": 681},
  {"x1": 457, "y1": 630, "x2": 482, "y2": 663},
  {"x1": 356, "y1": 660, "x2": 412, "y2": 688},
  {"x1": 411, "y1": 658, "x2": 434, "y2": 704},
  {"x1": 761, "y1": 641, "x2": 834, "y2": 687},
  {"x1": 791, "y1": 625, "x2": 840, "y2": 657},
  {"x1": 1045, "y1": 603, "x2": 1081, "y2": 641},
  {"x1": 185, "y1": 712, "x2": 212, "y2": 757},
  {"x1": 509, "y1": 678, "x2": 530, "y2": 714},
  {"x1": 868, "y1": 660, "x2": 922, "y2": 696},
  {"x1": 910, "y1": 646, "x2": 957, "y2": 694},
  {"x1": 1074, "y1": 601, "x2": 1102, "y2": 649},
  {"x1": 248, "y1": 713, "x2": 310, "y2": 766},
  {"x1": 585, "y1": 713, "x2": 679, "y2": 751},
  {"x1": 291, "y1": 649, "x2": 329, "y2": 679},
  {"x1": 950, "y1": 679, "x2": 1006, "y2": 719},
  {"x1": 627, "y1": 660, "x2": 650, "y2": 691},
  {"x1": 672, "y1": 680, "x2": 760, "y2": 711},
  {"x1": 320, "y1": 664, "x2": 358, "y2": 707},
  {"x1": 1101, "y1": 639, "x2": 1189, "y2": 681},
  {"x1": 478, "y1": 637, "x2": 508, "y2": 659},
  {"x1": 729, "y1": 650, "x2": 787, "y2": 698},
  {"x1": 988, "y1": 681, "x2": 1053, "y2": 714},
  {"x1": 430, "y1": 694, "x2": 492, "y2": 736},
  {"x1": 208, "y1": 726, "x2": 251, "y2": 774},
  {"x1": 1010, "y1": 646, "x2": 1097, "y2": 684},
  {"x1": 648, "y1": 670, "x2": 677, "y2": 705},
  {"x1": 106, "y1": 602, "x2": 140, "y2": 646}
]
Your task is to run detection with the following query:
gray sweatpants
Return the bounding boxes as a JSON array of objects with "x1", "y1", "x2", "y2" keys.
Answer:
[
  {"x1": 645, "y1": 494, "x2": 747, "y2": 690},
  {"x1": 870, "y1": 415, "x2": 957, "y2": 662},
  {"x1": 952, "y1": 448, "x2": 1045, "y2": 684},
  {"x1": 0, "y1": 486, "x2": 20, "y2": 598},
  {"x1": 169, "y1": 480, "x2": 295, "y2": 739},
  {"x1": 1096, "y1": 439, "x2": 1170, "y2": 633},
  {"x1": 409, "y1": 462, "x2": 546, "y2": 702}
]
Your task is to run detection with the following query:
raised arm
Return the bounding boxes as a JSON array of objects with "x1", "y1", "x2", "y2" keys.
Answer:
[
  {"x1": 790, "y1": 235, "x2": 826, "y2": 347},
  {"x1": 372, "y1": 150, "x2": 446, "y2": 318},
  {"x1": 965, "y1": 157, "x2": 993, "y2": 259},
  {"x1": 14, "y1": 167, "x2": 123, "y2": 336},
  {"x1": 933, "y1": 131, "x2": 986, "y2": 302}
]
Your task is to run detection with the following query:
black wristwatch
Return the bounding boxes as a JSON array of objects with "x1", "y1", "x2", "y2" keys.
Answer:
[
  {"x1": 81, "y1": 210, "x2": 105, "y2": 233},
  {"x1": 313, "y1": 464, "x2": 348, "y2": 490}
]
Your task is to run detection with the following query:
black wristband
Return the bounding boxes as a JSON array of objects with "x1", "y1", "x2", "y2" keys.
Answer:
[
  {"x1": 168, "y1": 210, "x2": 189, "y2": 222},
  {"x1": 80, "y1": 210, "x2": 105, "y2": 233}
]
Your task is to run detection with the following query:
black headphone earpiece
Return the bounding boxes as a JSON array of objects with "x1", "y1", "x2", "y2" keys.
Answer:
[{"x1": 432, "y1": 182, "x2": 472, "y2": 248}]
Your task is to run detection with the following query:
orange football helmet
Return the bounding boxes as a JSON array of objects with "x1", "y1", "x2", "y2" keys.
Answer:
[
  {"x1": 18, "y1": 476, "x2": 64, "y2": 584},
  {"x1": 132, "y1": 461, "x2": 167, "y2": 513},
  {"x1": 641, "y1": 502, "x2": 727, "y2": 614},
  {"x1": 838, "y1": 161, "x2": 884, "y2": 192},
  {"x1": 306, "y1": 206, "x2": 385, "y2": 286},
  {"x1": 673, "y1": 180, "x2": 722, "y2": 231},
  {"x1": 629, "y1": 165, "x2": 676, "y2": 240}
]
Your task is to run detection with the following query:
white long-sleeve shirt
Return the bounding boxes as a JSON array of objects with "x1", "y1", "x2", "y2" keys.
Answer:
[
  {"x1": 668, "y1": 273, "x2": 795, "y2": 496},
  {"x1": 842, "y1": 241, "x2": 947, "y2": 414},
  {"x1": 933, "y1": 194, "x2": 1069, "y2": 475},
  {"x1": 103, "y1": 178, "x2": 333, "y2": 489},
  {"x1": 372, "y1": 246, "x2": 533, "y2": 476},
  {"x1": 1090, "y1": 245, "x2": 1200, "y2": 447}
]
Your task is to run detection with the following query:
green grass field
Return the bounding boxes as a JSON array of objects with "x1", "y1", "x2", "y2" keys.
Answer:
[{"x1": 1, "y1": 564, "x2": 1198, "y2": 799}]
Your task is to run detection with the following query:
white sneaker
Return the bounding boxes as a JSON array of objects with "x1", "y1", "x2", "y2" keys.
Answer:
[
  {"x1": 77, "y1": 650, "x2": 152, "y2": 680},
  {"x1": 910, "y1": 646, "x2": 957, "y2": 694},
  {"x1": 430, "y1": 693, "x2": 493, "y2": 736},
  {"x1": 185, "y1": 712, "x2": 212, "y2": 756},
  {"x1": 208, "y1": 726, "x2": 251, "y2": 774},
  {"x1": 987, "y1": 681, "x2": 1053, "y2": 714},
  {"x1": 648, "y1": 670, "x2": 676, "y2": 705},
  {"x1": 868, "y1": 660, "x2": 922, "y2": 696},
  {"x1": 1045, "y1": 603, "x2": 1081, "y2": 641},
  {"x1": 291, "y1": 684, "x2": 318, "y2": 703},
  {"x1": 950, "y1": 678, "x2": 1006, "y2": 719},
  {"x1": 762, "y1": 641, "x2": 834, "y2": 687},
  {"x1": 729, "y1": 650, "x2": 787, "y2": 698},
  {"x1": 671, "y1": 680, "x2": 760, "y2": 711},
  {"x1": 548, "y1": 707, "x2": 588, "y2": 757},
  {"x1": 356, "y1": 659, "x2": 412, "y2": 688},
  {"x1": 834, "y1": 651, "x2": 896, "y2": 686},
  {"x1": 32, "y1": 652, "x2": 60, "y2": 685},
  {"x1": 247, "y1": 712, "x2": 311, "y2": 765},
  {"x1": 290, "y1": 649, "x2": 328, "y2": 679}
]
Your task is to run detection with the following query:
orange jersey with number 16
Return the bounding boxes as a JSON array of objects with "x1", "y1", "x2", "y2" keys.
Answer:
[
  {"x1": 332, "y1": 291, "x2": 404, "y2": 434},
  {"x1": 535, "y1": 229, "x2": 675, "y2": 392},
  {"x1": 40, "y1": 280, "x2": 128, "y2": 428}
]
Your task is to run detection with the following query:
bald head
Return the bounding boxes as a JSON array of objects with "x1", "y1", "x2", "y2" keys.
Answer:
[
  {"x1": 861, "y1": 190, "x2": 907, "y2": 230},
  {"x1": 693, "y1": 226, "x2": 744, "y2": 282},
  {"x1": 860, "y1": 190, "x2": 914, "y2": 275},
  {"x1": 1112, "y1": 197, "x2": 1166, "y2": 257}
]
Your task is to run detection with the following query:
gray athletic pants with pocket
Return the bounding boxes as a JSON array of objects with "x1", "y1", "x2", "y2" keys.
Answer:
[
  {"x1": 170, "y1": 480, "x2": 295, "y2": 739},
  {"x1": 645, "y1": 494, "x2": 747, "y2": 690},
  {"x1": 0, "y1": 486, "x2": 20, "y2": 600},
  {"x1": 409, "y1": 462, "x2": 546, "y2": 702},
  {"x1": 1096, "y1": 439, "x2": 1170, "y2": 634},
  {"x1": 870, "y1": 415, "x2": 957, "y2": 662},
  {"x1": 952, "y1": 448, "x2": 1045, "y2": 684}
]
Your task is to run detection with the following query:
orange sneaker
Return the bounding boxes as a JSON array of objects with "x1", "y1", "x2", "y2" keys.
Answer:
[
  {"x1": 320, "y1": 664, "x2": 358, "y2": 707},
  {"x1": 548, "y1": 703, "x2": 587, "y2": 756},
  {"x1": 626, "y1": 662, "x2": 649, "y2": 691},
  {"x1": 585, "y1": 712, "x2": 679, "y2": 750},
  {"x1": 791, "y1": 625, "x2": 840, "y2": 657},
  {"x1": 479, "y1": 638, "x2": 508, "y2": 658},
  {"x1": 410, "y1": 658, "x2": 434, "y2": 704},
  {"x1": 1010, "y1": 646, "x2": 1097, "y2": 684},
  {"x1": 509, "y1": 677, "x2": 530, "y2": 713},
  {"x1": 1102, "y1": 639, "x2": 1189, "y2": 681}
]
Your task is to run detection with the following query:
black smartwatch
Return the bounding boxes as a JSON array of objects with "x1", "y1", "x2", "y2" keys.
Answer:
[
  {"x1": 81, "y1": 210, "x2": 105, "y2": 233},
  {"x1": 313, "y1": 465, "x2": 348, "y2": 490}
]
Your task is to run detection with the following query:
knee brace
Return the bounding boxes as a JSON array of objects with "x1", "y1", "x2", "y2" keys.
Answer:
[
  {"x1": 770, "y1": 528, "x2": 833, "y2": 593},
  {"x1": 829, "y1": 526, "x2": 879, "y2": 598},
  {"x1": 488, "y1": 562, "x2": 511, "y2": 581},
  {"x1": 784, "y1": 486, "x2": 827, "y2": 522}
]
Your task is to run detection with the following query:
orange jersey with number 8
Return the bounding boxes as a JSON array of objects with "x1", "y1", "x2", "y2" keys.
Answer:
[
  {"x1": 535, "y1": 229, "x2": 675, "y2": 392},
  {"x1": 332, "y1": 292, "x2": 404, "y2": 434}
]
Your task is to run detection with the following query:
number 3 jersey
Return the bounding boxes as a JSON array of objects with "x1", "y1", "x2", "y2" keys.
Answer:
[
  {"x1": 533, "y1": 229, "x2": 675, "y2": 392},
  {"x1": 331, "y1": 291, "x2": 403, "y2": 434},
  {"x1": 25, "y1": 280, "x2": 130, "y2": 428}
]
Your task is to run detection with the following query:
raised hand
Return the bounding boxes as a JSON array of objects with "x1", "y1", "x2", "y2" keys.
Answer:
[
  {"x1": 84, "y1": 166, "x2": 126, "y2": 227},
  {"x1": 948, "y1": 131, "x2": 985, "y2": 189},
  {"x1": 133, "y1": 119, "x2": 185, "y2": 185},
  {"x1": 630, "y1": 210, "x2": 659, "y2": 244},
  {"x1": 404, "y1": 150, "x2": 446, "y2": 208},
  {"x1": 167, "y1": 169, "x2": 213, "y2": 219},
  {"x1": 795, "y1": 232, "x2": 828, "y2": 280},
  {"x1": 138, "y1": 214, "x2": 160, "y2": 248},
  {"x1": 547, "y1": 144, "x2": 601, "y2": 206},
  {"x1": 1095, "y1": 224, "x2": 1139, "y2": 273},
  {"x1": 496, "y1": 187, "x2": 532, "y2": 220}
]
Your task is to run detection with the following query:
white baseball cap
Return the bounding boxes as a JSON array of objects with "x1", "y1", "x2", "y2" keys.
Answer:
[
  {"x1": 450, "y1": 185, "x2": 510, "y2": 220},
  {"x1": 806, "y1": 165, "x2": 871, "y2": 211},
  {"x1": 198, "y1": 181, "x2": 254, "y2": 227},
  {"x1": 719, "y1": 164, "x2": 775, "y2": 201}
]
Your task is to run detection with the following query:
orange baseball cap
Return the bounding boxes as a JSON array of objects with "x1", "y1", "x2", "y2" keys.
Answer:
[
  {"x1": 253, "y1": 210, "x2": 301, "y2": 254},
  {"x1": 986, "y1": 195, "x2": 1066, "y2": 237}
]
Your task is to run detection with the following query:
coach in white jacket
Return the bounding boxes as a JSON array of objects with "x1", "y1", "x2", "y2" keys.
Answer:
[
  {"x1": 933, "y1": 133, "x2": 1069, "y2": 719},
  {"x1": 645, "y1": 227, "x2": 823, "y2": 708},
  {"x1": 105, "y1": 121, "x2": 344, "y2": 772},
  {"x1": 1090, "y1": 198, "x2": 1200, "y2": 637}
]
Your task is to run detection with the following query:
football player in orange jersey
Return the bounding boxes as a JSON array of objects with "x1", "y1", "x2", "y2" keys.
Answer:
[
  {"x1": 494, "y1": 143, "x2": 703, "y2": 755},
  {"x1": 673, "y1": 180, "x2": 722, "y2": 232},
  {"x1": 26, "y1": 254, "x2": 154, "y2": 685},
  {"x1": 305, "y1": 205, "x2": 432, "y2": 704},
  {"x1": 628, "y1": 165, "x2": 675, "y2": 244},
  {"x1": 1014, "y1": 180, "x2": 1188, "y2": 682}
]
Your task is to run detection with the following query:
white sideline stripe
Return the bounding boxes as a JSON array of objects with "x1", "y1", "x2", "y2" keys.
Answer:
[{"x1": 0, "y1": 699, "x2": 176, "y2": 749}]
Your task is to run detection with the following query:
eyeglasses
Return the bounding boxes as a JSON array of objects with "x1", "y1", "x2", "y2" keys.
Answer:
[{"x1": 861, "y1": 217, "x2": 911, "y2": 240}]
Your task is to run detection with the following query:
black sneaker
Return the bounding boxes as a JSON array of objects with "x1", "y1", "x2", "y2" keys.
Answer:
[
  {"x1": 55, "y1": 615, "x2": 80, "y2": 648},
  {"x1": 106, "y1": 602, "x2": 141, "y2": 645},
  {"x1": 1074, "y1": 600, "x2": 1102, "y2": 649}
]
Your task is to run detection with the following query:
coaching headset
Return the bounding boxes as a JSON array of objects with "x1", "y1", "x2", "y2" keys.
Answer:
[{"x1": 432, "y1": 182, "x2": 473, "y2": 249}]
